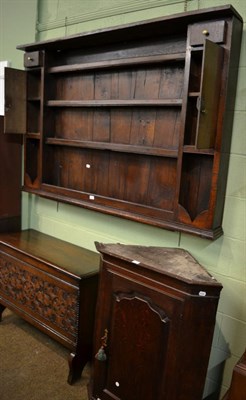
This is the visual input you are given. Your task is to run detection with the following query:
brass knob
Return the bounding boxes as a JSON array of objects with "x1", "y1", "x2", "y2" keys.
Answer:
[
  {"x1": 202, "y1": 29, "x2": 209, "y2": 36},
  {"x1": 27, "y1": 57, "x2": 34, "y2": 61}
]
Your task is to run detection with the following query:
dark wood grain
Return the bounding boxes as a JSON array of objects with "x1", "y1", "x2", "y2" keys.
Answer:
[
  {"x1": 89, "y1": 243, "x2": 222, "y2": 400},
  {"x1": 5, "y1": 5, "x2": 243, "y2": 239},
  {"x1": 0, "y1": 116, "x2": 22, "y2": 232},
  {"x1": 0, "y1": 229, "x2": 99, "y2": 384},
  {"x1": 222, "y1": 349, "x2": 246, "y2": 400}
]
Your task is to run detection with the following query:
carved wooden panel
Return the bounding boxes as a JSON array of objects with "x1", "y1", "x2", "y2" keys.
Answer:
[{"x1": 0, "y1": 252, "x2": 79, "y2": 342}]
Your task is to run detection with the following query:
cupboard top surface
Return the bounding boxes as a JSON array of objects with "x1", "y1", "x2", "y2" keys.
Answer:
[
  {"x1": 95, "y1": 242, "x2": 222, "y2": 287},
  {"x1": 17, "y1": 5, "x2": 242, "y2": 52},
  {"x1": 0, "y1": 229, "x2": 99, "y2": 277}
]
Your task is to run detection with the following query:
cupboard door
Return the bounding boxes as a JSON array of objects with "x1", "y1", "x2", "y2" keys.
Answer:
[
  {"x1": 0, "y1": 116, "x2": 21, "y2": 232},
  {"x1": 196, "y1": 40, "x2": 223, "y2": 149},
  {"x1": 92, "y1": 266, "x2": 184, "y2": 400},
  {"x1": 4, "y1": 68, "x2": 26, "y2": 134},
  {"x1": 104, "y1": 294, "x2": 169, "y2": 400}
]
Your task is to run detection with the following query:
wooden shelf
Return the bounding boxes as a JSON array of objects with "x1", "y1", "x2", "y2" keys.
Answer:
[
  {"x1": 45, "y1": 138, "x2": 178, "y2": 158},
  {"x1": 26, "y1": 132, "x2": 41, "y2": 139},
  {"x1": 27, "y1": 97, "x2": 40, "y2": 102},
  {"x1": 48, "y1": 53, "x2": 186, "y2": 74},
  {"x1": 183, "y1": 145, "x2": 214, "y2": 155},
  {"x1": 46, "y1": 99, "x2": 183, "y2": 107},
  {"x1": 188, "y1": 92, "x2": 200, "y2": 97}
]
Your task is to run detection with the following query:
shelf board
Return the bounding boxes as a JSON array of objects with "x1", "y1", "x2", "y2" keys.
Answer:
[
  {"x1": 21, "y1": 185, "x2": 221, "y2": 240},
  {"x1": 183, "y1": 145, "x2": 214, "y2": 155},
  {"x1": 27, "y1": 97, "x2": 41, "y2": 102},
  {"x1": 46, "y1": 99, "x2": 183, "y2": 107},
  {"x1": 188, "y1": 92, "x2": 200, "y2": 97},
  {"x1": 26, "y1": 132, "x2": 41, "y2": 139},
  {"x1": 45, "y1": 138, "x2": 178, "y2": 158},
  {"x1": 48, "y1": 53, "x2": 186, "y2": 74},
  {"x1": 190, "y1": 46, "x2": 204, "y2": 52}
]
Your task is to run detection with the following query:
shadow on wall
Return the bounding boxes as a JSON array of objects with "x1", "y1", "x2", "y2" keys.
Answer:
[{"x1": 204, "y1": 324, "x2": 230, "y2": 400}]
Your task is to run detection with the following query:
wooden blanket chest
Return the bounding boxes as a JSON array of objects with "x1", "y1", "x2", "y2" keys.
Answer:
[{"x1": 0, "y1": 229, "x2": 99, "y2": 384}]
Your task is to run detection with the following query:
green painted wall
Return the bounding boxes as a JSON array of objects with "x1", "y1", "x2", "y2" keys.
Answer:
[
  {"x1": 1, "y1": 0, "x2": 245, "y2": 398},
  {"x1": 0, "y1": 0, "x2": 37, "y2": 68}
]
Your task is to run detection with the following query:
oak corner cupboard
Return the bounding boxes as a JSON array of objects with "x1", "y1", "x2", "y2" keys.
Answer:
[
  {"x1": 4, "y1": 5, "x2": 243, "y2": 240},
  {"x1": 89, "y1": 242, "x2": 223, "y2": 400}
]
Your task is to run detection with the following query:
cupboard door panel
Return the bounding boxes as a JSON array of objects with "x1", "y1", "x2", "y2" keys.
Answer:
[
  {"x1": 4, "y1": 68, "x2": 26, "y2": 134},
  {"x1": 0, "y1": 117, "x2": 21, "y2": 229},
  {"x1": 92, "y1": 264, "x2": 185, "y2": 400},
  {"x1": 105, "y1": 294, "x2": 169, "y2": 400},
  {"x1": 196, "y1": 40, "x2": 223, "y2": 149}
]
